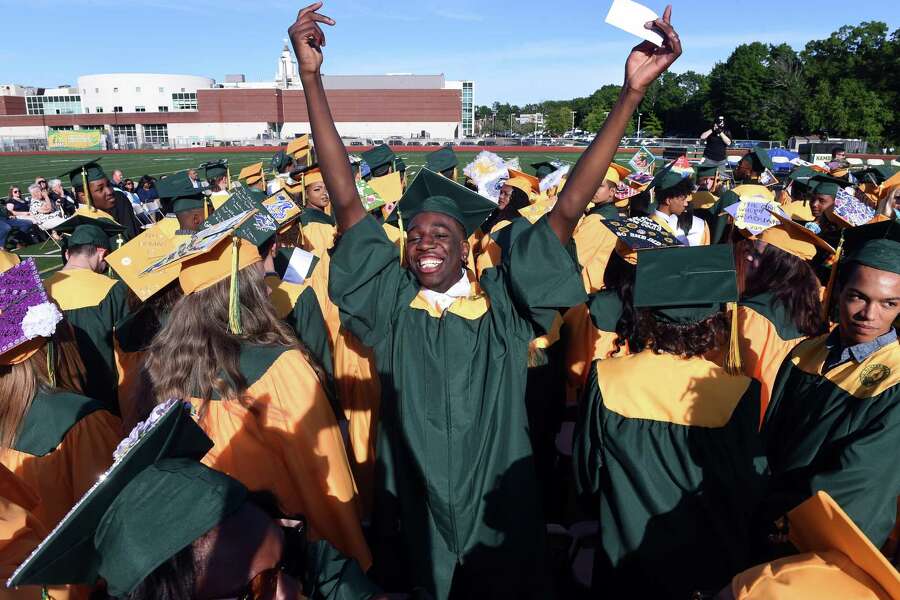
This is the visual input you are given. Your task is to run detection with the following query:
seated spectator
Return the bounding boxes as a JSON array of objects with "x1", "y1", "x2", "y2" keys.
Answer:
[
  {"x1": 48, "y1": 178, "x2": 77, "y2": 216},
  {"x1": 28, "y1": 183, "x2": 61, "y2": 226},
  {"x1": 6, "y1": 186, "x2": 31, "y2": 216},
  {"x1": 0, "y1": 203, "x2": 40, "y2": 248},
  {"x1": 34, "y1": 176, "x2": 50, "y2": 201},
  {"x1": 122, "y1": 179, "x2": 143, "y2": 205},
  {"x1": 136, "y1": 175, "x2": 158, "y2": 203}
]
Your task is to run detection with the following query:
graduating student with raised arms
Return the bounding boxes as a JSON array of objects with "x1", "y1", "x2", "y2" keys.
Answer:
[{"x1": 288, "y1": 3, "x2": 681, "y2": 597}]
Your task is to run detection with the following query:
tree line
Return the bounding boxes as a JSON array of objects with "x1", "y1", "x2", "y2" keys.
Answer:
[{"x1": 476, "y1": 22, "x2": 899, "y2": 146}]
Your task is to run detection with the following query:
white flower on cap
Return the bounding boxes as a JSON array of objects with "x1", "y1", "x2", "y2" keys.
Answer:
[{"x1": 21, "y1": 302, "x2": 63, "y2": 340}]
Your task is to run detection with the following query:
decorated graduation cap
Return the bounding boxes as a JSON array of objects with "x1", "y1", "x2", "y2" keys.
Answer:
[
  {"x1": 270, "y1": 149, "x2": 294, "y2": 173},
  {"x1": 106, "y1": 222, "x2": 184, "y2": 302},
  {"x1": 648, "y1": 163, "x2": 691, "y2": 193},
  {"x1": 361, "y1": 144, "x2": 396, "y2": 171},
  {"x1": 52, "y1": 212, "x2": 126, "y2": 251},
  {"x1": 200, "y1": 159, "x2": 228, "y2": 180},
  {"x1": 601, "y1": 216, "x2": 682, "y2": 264},
  {"x1": 7, "y1": 400, "x2": 248, "y2": 598},
  {"x1": 841, "y1": 219, "x2": 900, "y2": 275},
  {"x1": 809, "y1": 174, "x2": 847, "y2": 198},
  {"x1": 744, "y1": 146, "x2": 774, "y2": 173},
  {"x1": 398, "y1": 168, "x2": 497, "y2": 238},
  {"x1": 531, "y1": 161, "x2": 558, "y2": 180},
  {"x1": 604, "y1": 163, "x2": 632, "y2": 186},
  {"x1": 425, "y1": 146, "x2": 458, "y2": 174},
  {"x1": 60, "y1": 158, "x2": 107, "y2": 209},
  {"x1": 0, "y1": 259, "x2": 64, "y2": 367}
]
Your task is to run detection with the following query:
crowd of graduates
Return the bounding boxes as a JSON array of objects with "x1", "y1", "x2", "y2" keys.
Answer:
[{"x1": 1, "y1": 4, "x2": 899, "y2": 599}]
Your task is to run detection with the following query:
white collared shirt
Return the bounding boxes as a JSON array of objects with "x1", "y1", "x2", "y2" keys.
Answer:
[
  {"x1": 653, "y1": 210, "x2": 707, "y2": 247},
  {"x1": 420, "y1": 270, "x2": 471, "y2": 312}
]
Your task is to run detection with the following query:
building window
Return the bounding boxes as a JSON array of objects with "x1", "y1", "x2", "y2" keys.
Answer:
[
  {"x1": 113, "y1": 87, "x2": 118, "y2": 93},
  {"x1": 136, "y1": 86, "x2": 141, "y2": 92},
  {"x1": 171, "y1": 92, "x2": 197, "y2": 110},
  {"x1": 96, "y1": 107, "x2": 104, "y2": 113},
  {"x1": 143, "y1": 124, "x2": 169, "y2": 146},
  {"x1": 85, "y1": 107, "x2": 90, "y2": 113},
  {"x1": 111, "y1": 124, "x2": 138, "y2": 147},
  {"x1": 26, "y1": 94, "x2": 83, "y2": 116},
  {"x1": 180, "y1": 88, "x2": 185, "y2": 92},
  {"x1": 158, "y1": 87, "x2": 164, "y2": 93},
  {"x1": 135, "y1": 106, "x2": 146, "y2": 112},
  {"x1": 113, "y1": 106, "x2": 123, "y2": 113},
  {"x1": 158, "y1": 106, "x2": 169, "y2": 112},
  {"x1": 95, "y1": 88, "x2": 99, "y2": 93}
]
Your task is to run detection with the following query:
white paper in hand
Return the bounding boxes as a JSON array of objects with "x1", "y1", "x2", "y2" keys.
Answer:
[{"x1": 605, "y1": 0, "x2": 663, "y2": 47}]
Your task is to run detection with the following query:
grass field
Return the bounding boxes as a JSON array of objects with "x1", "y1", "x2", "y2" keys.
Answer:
[{"x1": 0, "y1": 149, "x2": 603, "y2": 196}]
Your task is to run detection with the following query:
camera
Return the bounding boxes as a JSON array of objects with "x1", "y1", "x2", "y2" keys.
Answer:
[{"x1": 713, "y1": 116, "x2": 726, "y2": 133}]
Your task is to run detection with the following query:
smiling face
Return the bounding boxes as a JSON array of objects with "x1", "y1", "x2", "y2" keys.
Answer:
[
  {"x1": 305, "y1": 181, "x2": 330, "y2": 210},
  {"x1": 406, "y1": 211, "x2": 468, "y2": 293},
  {"x1": 497, "y1": 185, "x2": 514, "y2": 210},
  {"x1": 85, "y1": 178, "x2": 116, "y2": 211},
  {"x1": 838, "y1": 264, "x2": 900, "y2": 345}
]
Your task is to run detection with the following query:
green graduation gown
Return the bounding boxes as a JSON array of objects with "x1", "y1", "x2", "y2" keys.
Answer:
[
  {"x1": 762, "y1": 330, "x2": 900, "y2": 548},
  {"x1": 573, "y1": 351, "x2": 768, "y2": 598},
  {"x1": 45, "y1": 268, "x2": 131, "y2": 413},
  {"x1": 329, "y1": 215, "x2": 586, "y2": 599},
  {"x1": 266, "y1": 273, "x2": 334, "y2": 379}
]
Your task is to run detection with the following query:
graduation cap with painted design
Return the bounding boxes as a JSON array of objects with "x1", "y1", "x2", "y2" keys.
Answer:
[
  {"x1": 425, "y1": 146, "x2": 458, "y2": 174},
  {"x1": 361, "y1": 144, "x2": 396, "y2": 172},
  {"x1": 604, "y1": 163, "x2": 632, "y2": 186},
  {"x1": 106, "y1": 222, "x2": 185, "y2": 302},
  {"x1": 0, "y1": 259, "x2": 64, "y2": 366},
  {"x1": 7, "y1": 400, "x2": 248, "y2": 598},
  {"x1": 601, "y1": 216, "x2": 682, "y2": 264},
  {"x1": 398, "y1": 168, "x2": 497, "y2": 238}
]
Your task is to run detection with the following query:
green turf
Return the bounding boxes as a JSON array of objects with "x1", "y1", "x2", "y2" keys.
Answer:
[{"x1": 0, "y1": 149, "x2": 604, "y2": 195}]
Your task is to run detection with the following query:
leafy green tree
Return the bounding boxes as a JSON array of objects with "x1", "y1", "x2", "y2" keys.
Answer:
[
  {"x1": 640, "y1": 113, "x2": 663, "y2": 137},
  {"x1": 581, "y1": 106, "x2": 610, "y2": 132},
  {"x1": 545, "y1": 105, "x2": 574, "y2": 135}
]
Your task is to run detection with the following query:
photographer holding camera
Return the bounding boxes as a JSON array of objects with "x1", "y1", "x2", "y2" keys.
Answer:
[{"x1": 699, "y1": 115, "x2": 732, "y2": 166}]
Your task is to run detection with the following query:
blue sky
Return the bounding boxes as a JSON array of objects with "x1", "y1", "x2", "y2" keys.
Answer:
[{"x1": 0, "y1": 0, "x2": 897, "y2": 105}]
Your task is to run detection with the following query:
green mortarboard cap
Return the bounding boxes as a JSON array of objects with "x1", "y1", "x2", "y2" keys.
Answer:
[
  {"x1": 361, "y1": 144, "x2": 396, "y2": 171},
  {"x1": 787, "y1": 166, "x2": 817, "y2": 185},
  {"x1": 156, "y1": 172, "x2": 203, "y2": 202},
  {"x1": 425, "y1": 147, "x2": 458, "y2": 173},
  {"x1": 717, "y1": 189, "x2": 741, "y2": 211},
  {"x1": 856, "y1": 165, "x2": 897, "y2": 184},
  {"x1": 649, "y1": 164, "x2": 689, "y2": 193},
  {"x1": 270, "y1": 150, "x2": 294, "y2": 173},
  {"x1": 695, "y1": 164, "x2": 725, "y2": 179},
  {"x1": 172, "y1": 197, "x2": 205, "y2": 215},
  {"x1": 841, "y1": 219, "x2": 900, "y2": 275},
  {"x1": 399, "y1": 168, "x2": 497, "y2": 237},
  {"x1": 52, "y1": 214, "x2": 125, "y2": 250},
  {"x1": 531, "y1": 161, "x2": 557, "y2": 180},
  {"x1": 746, "y1": 146, "x2": 774, "y2": 173},
  {"x1": 634, "y1": 244, "x2": 739, "y2": 323},
  {"x1": 8, "y1": 401, "x2": 247, "y2": 597},
  {"x1": 274, "y1": 247, "x2": 320, "y2": 283},
  {"x1": 60, "y1": 158, "x2": 107, "y2": 188},
  {"x1": 809, "y1": 174, "x2": 847, "y2": 197},
  {"x1": 200, "y1": 159, "x2": 228, "y2": 180}
]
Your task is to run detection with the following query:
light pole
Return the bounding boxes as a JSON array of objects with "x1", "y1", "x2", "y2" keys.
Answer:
[
  {"x1": 570, "y1": 110, "x2": 576, "y2": 135},
  {"x1": 637, "y1": 112, "x2": 642, "y2": 139}
]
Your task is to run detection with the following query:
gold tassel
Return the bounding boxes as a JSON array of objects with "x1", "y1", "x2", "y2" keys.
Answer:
[
  {"x1": 81, "y1": 167, "x2": 94, "y2": 211},
  {"x1": 724, "y1": 301, "x2": 743, "y2": 376},
  {"x1": 821, "y1": 235, "x2": 844, "y2": 324},
  {"x1": 228, "y1": 236, "x2": 242, "y2": 335},
  {"x1": 226, "y1": 166, "x2": 232, "y2": 191},
  {"x1": 397, "y1": 209, "x2": 405, "y2": 265},
  {"x1": 46, "y1": 340, "x2": 56, "y2": 388}
]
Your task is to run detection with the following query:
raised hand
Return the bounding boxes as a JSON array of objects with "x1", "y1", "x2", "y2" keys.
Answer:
[
  {"x1": 288, "y1": 2, "x2": 335, "y2": 76},
  {"x1": 624, "y1": 5, "x2": 682, "y2": 94}
]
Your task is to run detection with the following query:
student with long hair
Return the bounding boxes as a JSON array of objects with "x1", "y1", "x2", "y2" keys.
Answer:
[
  {"x1": 574, "y1": 245, "x2": 767, "y2": 598},
  {"x1": 733, "y1": 214, "x2": 832, "y2": 419},
  {"x1": 136, "y1": 234, "x2": 371, "y2": 572},
  {"x1": 0, "y1": 260, "x2": 121, "y2": 533}
]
